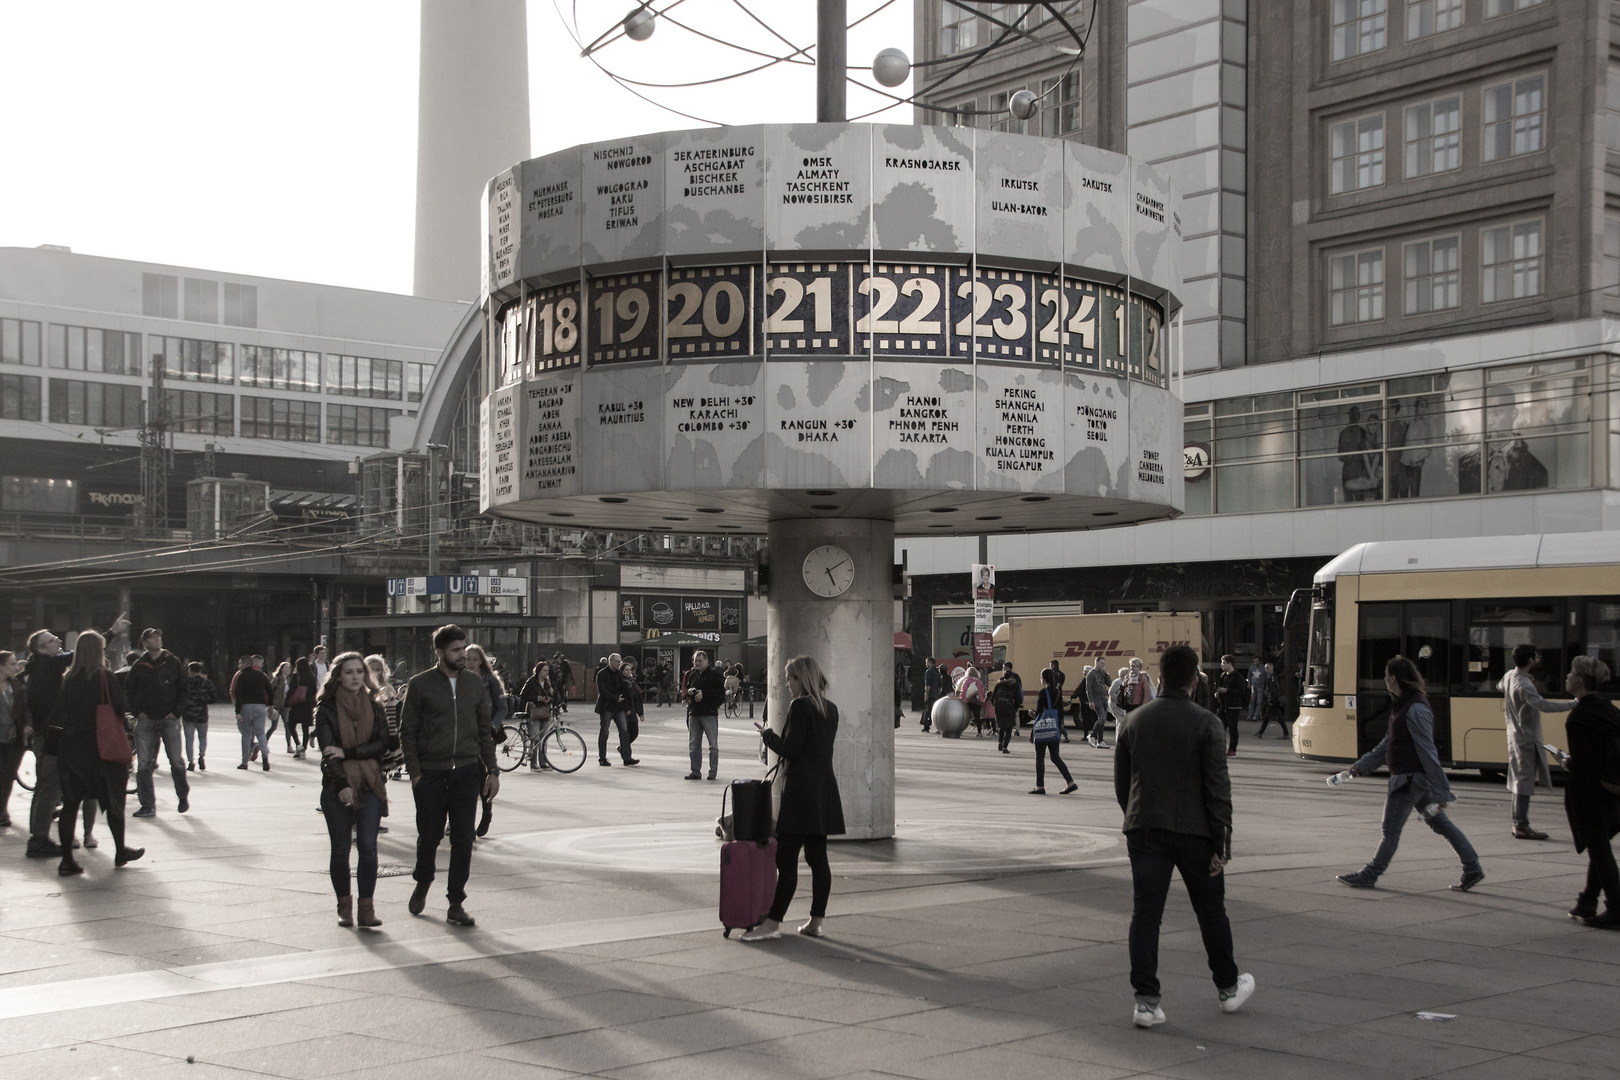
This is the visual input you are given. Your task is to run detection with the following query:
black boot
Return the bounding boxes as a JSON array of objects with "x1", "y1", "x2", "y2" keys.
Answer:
[{"x1": 476, "y1": 797, "x2": 493, "y2": 838}]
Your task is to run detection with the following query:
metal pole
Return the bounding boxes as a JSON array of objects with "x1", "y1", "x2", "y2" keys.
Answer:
[
  {"x1": 816, "y1": 0, "x2": 846, "y2": 122},
  {"x1": 427, "y1": 444, "x2": 440, "y2": 574}
]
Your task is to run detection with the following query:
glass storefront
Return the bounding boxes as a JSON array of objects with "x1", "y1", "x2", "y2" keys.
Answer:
[{"x1": 1184, "y1": 356, "x2": 1606, "y2": 515}]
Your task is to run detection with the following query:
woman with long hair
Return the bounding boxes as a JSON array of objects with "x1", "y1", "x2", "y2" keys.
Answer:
[
  {"x1": 1028, "y1": 667, "x2": 1078, "y2": 795},
  {"x1": 1562, "y1": 654, "x2": 1620, "y2": 927},
  {"x1": 466, "y1": 644, "x2": 507, "y2": 838},
  {"x1": 287, "y1": 657, "x2": 318, "y2": 758},
  {"x1": 1336, "y1": 656, "x2": 1484, "y2": 892},
  {"x1": 743, "y1": 655, "x2": 845, "y2": 942},
  {"x1": 314, "y1": 651, "x2": 391, "y2": 928},
  {"x1": 270, "y1": 659, "x2": 292, "y2": 753},
  {"x1": 365, "y1": 654, "x2": 405, "y2": 781},
  {"x1": 53, "y1": 631, "x2": 142, "y2": 875},
  {"x1": 519, "y1": 659, "x2": 553, "y2": 772},
  {"x1": 959, "y1": 665, "x2": 985, "y2": 736}
]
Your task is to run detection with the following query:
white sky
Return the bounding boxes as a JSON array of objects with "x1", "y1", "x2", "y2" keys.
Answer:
[{"x1": 0, "y1": 1, "x2": 914, "y2": 297}]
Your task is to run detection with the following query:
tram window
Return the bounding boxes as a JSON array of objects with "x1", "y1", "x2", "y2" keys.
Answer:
[
  {"x1": 1358, "y1": 605, "x2": 1402, "y2": 691},
  {"x1": 1405, "y1": 604, "x2": 1450, "y2": 690},
  {"x1": 1466, "y1": 601, "x2": 1563, "y2": 694},
  {"x1": 1582, "y1": 602, "x2": 1620, "y2": 694},
  {"x1": 1307, "y1": 604, "x2": 1333, "y2": 688}
]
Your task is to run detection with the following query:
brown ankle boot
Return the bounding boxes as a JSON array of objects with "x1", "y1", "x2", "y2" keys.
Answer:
[
  {"x1": 337, "y1": 896, "x2": 354, "y2": 927},
  {"x1": 356, "y1": 898, "x2": 381, "y2": 927}
]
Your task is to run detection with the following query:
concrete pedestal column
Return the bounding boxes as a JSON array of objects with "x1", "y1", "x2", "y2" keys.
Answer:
[{"x1": 765, "y1": 517, "x2": 895, "y2": 840}]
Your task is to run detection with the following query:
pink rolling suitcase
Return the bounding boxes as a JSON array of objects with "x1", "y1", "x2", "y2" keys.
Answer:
[{"x1": 720, "y1": 838, "x2": 777, "y2": 937}]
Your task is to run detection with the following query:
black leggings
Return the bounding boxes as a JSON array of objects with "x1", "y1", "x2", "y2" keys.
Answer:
[
  {"x1": 1036, "y1": 742, "x2": 1073, "y2": 788},
  {"x1": 1581, "y1": 832, "x2": 1620, "y2": 910},
  {"x1": 768, "y1": 833, "x2": 831, "y2": 921},
  {"x1": 59, "y1": 763, "x2": 126, "y2": 855}
]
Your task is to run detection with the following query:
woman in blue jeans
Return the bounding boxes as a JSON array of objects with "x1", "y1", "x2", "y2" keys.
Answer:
[
  {"x1": 1336, "y1": 656, "x2": 1484, "y2": 892},
  {"x1": 315, "y1": 652, "x2": 392, "y2": 929}
]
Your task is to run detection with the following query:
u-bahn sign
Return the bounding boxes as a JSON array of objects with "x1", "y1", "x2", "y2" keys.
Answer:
[{"x1": 478, "y1": 123, "x2": 1185, "y2": 537}]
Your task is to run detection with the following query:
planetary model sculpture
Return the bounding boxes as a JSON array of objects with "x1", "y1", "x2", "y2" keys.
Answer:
[{"x1": 475, "y1": 4, "x2": 1184, "y2": 839}]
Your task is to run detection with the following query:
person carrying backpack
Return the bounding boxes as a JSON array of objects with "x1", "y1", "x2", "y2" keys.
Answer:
[
  {"x1": 182, "y1": 662, "x2": 215, "y2": 772},
  {"x1": 992, "y1": 670, "x2": 1022, "y2": 753},
  {"x1": 1562, "y1": 654, "x2": 1620, "y2": 928}
]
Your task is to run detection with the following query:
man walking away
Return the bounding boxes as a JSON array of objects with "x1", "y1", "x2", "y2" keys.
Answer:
[
  {"x1": 232, "y1": 655, "x2": 273, "y2": 771},
  {"x1": 1498, "y1": 644, "x2": 1575, "y2": 840},
  {"x1": 1115, "y1": 644, "x2": 1253, "y2": 1028},
  {"x1": 921, "y1": 657, "x2": 941, "y2": 732},
  {"x1": 1086, "y1": 654, "x2": 1112, "y2": 747},
  {"x1": 1254, "y1": 663, "x2": 1288, "y2": 739},
  {"x1": 1246, "y1": 658, "x2": 1266, "y2": 725},
  {"x1": 126, "y1": 628, "x2": 190, "y2": 817},
  {"x1": 1213, "y1": 655, "x2": 1248, "y2": 757},
  {"x1": 683, "y1": 650, "x2": 724, "y2": 780},
  {"x1": 182, "y1": 662, "x2": 214, "y2": 771},
  {"x1": 992, "y1": 667, "x2": 1021, "y2": 753},
  {"x1": 401, "y1": 624, "x2": 496, "y2": 927}
]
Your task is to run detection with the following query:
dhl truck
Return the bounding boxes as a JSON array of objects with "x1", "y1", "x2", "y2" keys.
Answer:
[{"x1": 991, "y1": 613, "x2": 1202, "y2": 707}]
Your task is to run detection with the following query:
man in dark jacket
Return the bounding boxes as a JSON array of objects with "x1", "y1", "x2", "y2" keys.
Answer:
[
  {"x1": 1212, "y1": 654, "x2": 1249, "y2": 757},
  {"x1": 230, "y1": 655, "x2": 273, "y2": 771},
  {"x1": 23, "y1": 614, "x2": 128, "y2": 856},
  {"x1": 595, "y1": 653, "x2": 635, "y2": 767},
  {"x1": 126, "y1": 628, "x2": 190, "y2": 817},
  {"x1": 1115, "y1": 644, "x2": 1252, "y2": 1028},
  {"x1": 683, "y1": 650, "x2": 725, "y2": 781},
  {"x1": 921, "y1": 658, "x2": 942, "y2": 732},
  {"x1": 401, "y1": 624, "x2": 496, "y2": 927}
]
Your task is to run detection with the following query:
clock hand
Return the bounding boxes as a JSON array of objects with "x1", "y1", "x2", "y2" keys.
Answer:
[{"x1": 825, "y1": 567, "x2": 838, "y2": 585}]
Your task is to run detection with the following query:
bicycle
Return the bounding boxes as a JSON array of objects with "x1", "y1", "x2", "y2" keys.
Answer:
[
  {"x1": 723, "y1": 687, "x2": 741, "y2": 719},
  {"x1": 495, "y1": 711, "x2": 587, "y2": 774},
  {"x1": 15, "y1": 746, "x2": 34, "y2": 792}
]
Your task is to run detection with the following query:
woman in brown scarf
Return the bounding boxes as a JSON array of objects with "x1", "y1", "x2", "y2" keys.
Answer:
[{"x1": 314, "y1": 651, "x2": 393, "y2": 928}]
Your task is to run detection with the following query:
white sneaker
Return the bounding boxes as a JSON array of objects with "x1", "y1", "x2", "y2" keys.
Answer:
[
  {"x1": 1219, "y1": 973, "x2": 1255, "y2": 1013},
  {"x1": 1133, "y1": 1001, "x2": 1166, "y2": 1028}
]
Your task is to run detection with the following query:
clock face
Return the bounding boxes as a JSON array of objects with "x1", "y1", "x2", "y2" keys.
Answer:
[{"x1": 802, "y1": 545, "x2": 855, "y2": 598}]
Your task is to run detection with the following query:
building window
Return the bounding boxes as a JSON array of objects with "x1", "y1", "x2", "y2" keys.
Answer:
[
  {"x1": 1607, "y1": 65, "x2": 1620, "y2": 151},
  {"x1": 406, "y1": 362, "x2": 431, "y2": 403},
  {"x1": 165, "y1": 389, "x2": 234, "y2": 436},
  {"x1": 939, "y1": 2, "x2": 977, "y2": 54},
  {"x1": 1041, "y1": 72, "x2": 1080, "y2": 137},
  {"x1": 327, "y1": 403, "x2": 399, "y2": 448},
  {"x1": 142, "y1": 273, "x2": 178, "y2": 319},
  {"x1": 949, "y1": 99, "x2": 976, "y2": 127},
  {"x1": 990, "y1": 90, "x2": 1024, "y2": 134},
  {"x1": 1330, "y1": 114, "x2": 1385, "y2": 194},
  {"x1": 1485, "y1": 0, "x2": 1544, "y2": 16},
  {"x1": 45, "y1": 325, "x2": 140, "y2": 375},
  {"x1": 183, "y1": 277, "x2": 219, "y2": 324},
  {"x1": 222, "y1": 283, "x2": 258, "y2": 328},
  {"x1": 152, "y1": 336, "x2": 234, "y2": 384},
  {"x1": 240, "y1": 345, "x2": 320, "y2": 392},
  {"x1": 1331, "y1": 0, "x2": 1386, "y2": 61},
  {"x1": 47, "y1": 379, "x2": 143, "y2": 428},
  {"x1": 1404, "y1": 97, "x2": 1460, "y2": 177},
  {"x1": 1482, "y1": 220, "x2": 1543, "y2": 302},
  {"x1": 1406, "y1": 0, "x2": 1461, "y2": 38},
  {"x1": 241, "y1": 397, "x2": 321, "y2": 442},
  {"x1": 0, "y1": 476, "x2": 76, "y2": 515},
  {"x1": 0, "y1": 318, "x2": 42, "y2": 366},
  {"x1": 1403, "y1": 236, "x2": 1460, "y2": 314},
  {"x1": 1605, "y1": 219, "x2": 1620, "y2": 298},
  {"x1": 325, "y1": 354, "x2": 403, "y2": 399},
  {"x1": 1483, "y1": 75, "x2": 1545, "y2": 161},
  {"x1": 0, "y1": 373, "x2": 41, "y2": 421},
  {"x1": 1330, "y1": 249, "x2": 1385, "y2": 325}
]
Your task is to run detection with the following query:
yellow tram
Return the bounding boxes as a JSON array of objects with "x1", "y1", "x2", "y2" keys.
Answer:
[{"x1": 1291, "y1": 532, "x2": 1620, "y2": 773}]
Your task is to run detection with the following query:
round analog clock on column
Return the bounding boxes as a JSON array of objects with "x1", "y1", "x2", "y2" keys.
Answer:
[{"x1": 802, "y1": 545, "x2": 855, "y2": 597}]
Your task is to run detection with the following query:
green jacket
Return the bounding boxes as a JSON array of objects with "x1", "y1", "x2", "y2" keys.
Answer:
[{"x1": 400, "y1": 666, "x2": 495, "y2": 777}]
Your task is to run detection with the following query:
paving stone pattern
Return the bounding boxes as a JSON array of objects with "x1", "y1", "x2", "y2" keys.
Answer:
[{"x1": 1, "y1": 702, "x2": 1617, "y2": 1078}]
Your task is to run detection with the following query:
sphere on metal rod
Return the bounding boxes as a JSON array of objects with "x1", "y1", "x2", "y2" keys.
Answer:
[
  {"x1": 1009, "y1": 89, "x2": 1039, "y2": 121},
  {"x1": 623, "y1": 6, "x2": 656, "y2": 41},
  {"x1": 872, "y1": 47, "x2": 911, "y2": 88}
]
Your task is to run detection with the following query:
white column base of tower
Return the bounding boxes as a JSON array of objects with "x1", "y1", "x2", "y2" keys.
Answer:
[{"x1": 764, "y1": 517, "x2": 895, "y2": 841}]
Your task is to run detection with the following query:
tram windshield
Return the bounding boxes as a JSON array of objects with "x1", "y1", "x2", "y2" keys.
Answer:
[{"x1": 1306, "y1": 599, "x2": 1333, "y2": 690}]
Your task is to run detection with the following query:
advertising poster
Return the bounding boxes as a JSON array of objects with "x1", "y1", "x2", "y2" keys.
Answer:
[{"x1": 972, "y1": 562, "x2": 995, "y2": 670}]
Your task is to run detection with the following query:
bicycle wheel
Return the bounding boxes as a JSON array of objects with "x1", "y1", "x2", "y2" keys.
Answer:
[
  {"x1": 16, "y1": 748, "x2": 35, "y2": 792},
  {"x1": 543, "y1": 726, "x2": 587, "y2": 773},
  {"x1": 495, "y1": 724, "x2": 528, "y2": 772}
]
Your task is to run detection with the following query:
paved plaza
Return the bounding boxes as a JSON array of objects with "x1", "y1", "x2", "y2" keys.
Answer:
[{"x1": 2, "y1": 702, "x2": 1618, "y2": 1080}]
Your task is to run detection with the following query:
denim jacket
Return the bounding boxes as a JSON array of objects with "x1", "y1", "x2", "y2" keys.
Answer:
[{"x1": 1352, "y1": 699, "x2": 1455, "y2": 803}]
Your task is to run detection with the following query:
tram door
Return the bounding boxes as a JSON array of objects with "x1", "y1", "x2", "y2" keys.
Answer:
[{"x1": 1356, "y1": 602, "x2": 1452, "y2": 760}]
